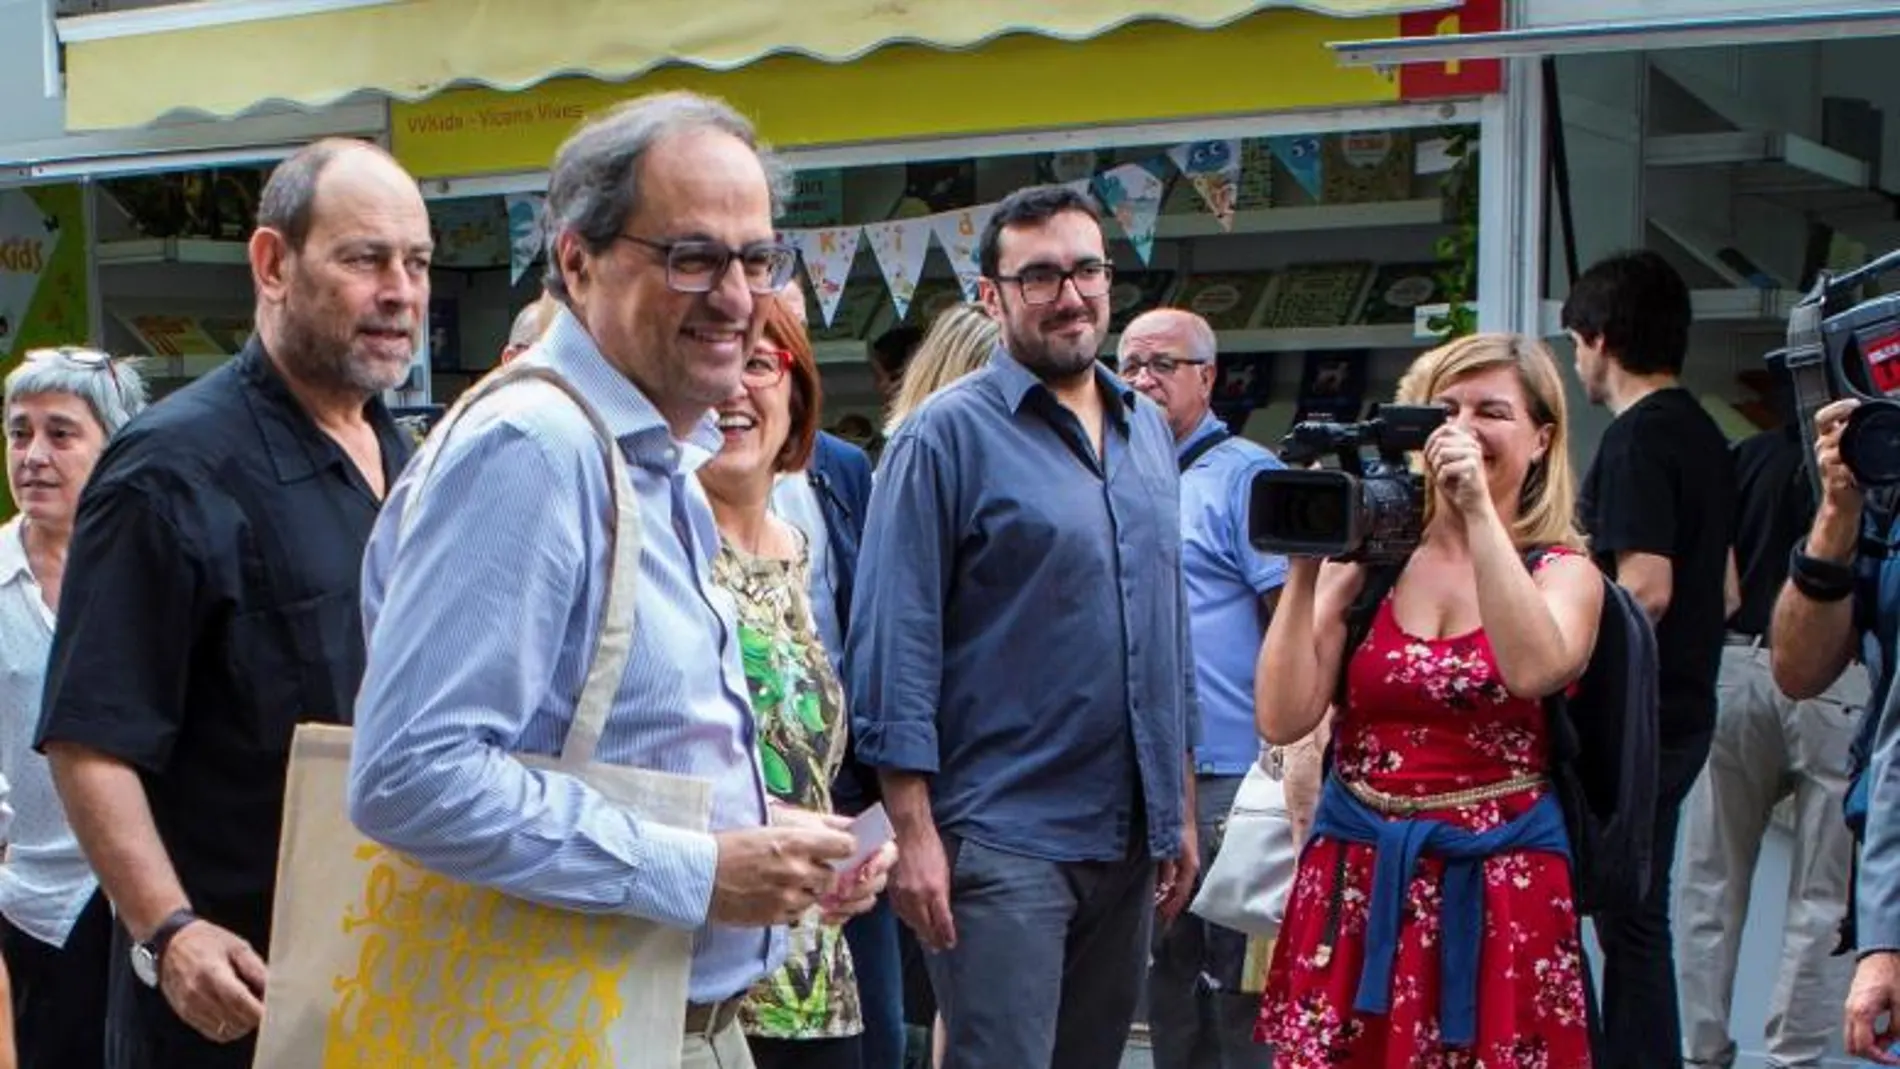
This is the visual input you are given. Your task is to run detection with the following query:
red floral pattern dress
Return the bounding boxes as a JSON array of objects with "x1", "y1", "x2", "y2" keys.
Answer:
[{"x1": 1255, "y1": 548, "x2": 1593, "y2": 1069}]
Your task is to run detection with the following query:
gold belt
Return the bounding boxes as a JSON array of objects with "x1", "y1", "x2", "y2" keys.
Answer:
[{"x1": 1341, "y1": 773, "x2": 1545, "y2": 816}]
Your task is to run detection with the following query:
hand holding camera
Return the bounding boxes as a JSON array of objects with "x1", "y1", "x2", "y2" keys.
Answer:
[{"x1": 1424, "y1": 423, "x2": 1491, "y2": 520}]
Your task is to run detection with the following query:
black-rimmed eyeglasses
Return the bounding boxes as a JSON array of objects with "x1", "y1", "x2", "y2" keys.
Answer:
[
  {"x1": 991, "y1": 262, "x2": 1115, "y2": 306},
  {"x1": 615, "y1": 235, "x2": 798, "y2": 295}
]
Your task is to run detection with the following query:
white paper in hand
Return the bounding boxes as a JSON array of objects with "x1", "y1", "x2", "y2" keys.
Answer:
[{"x1": 829, "y1": 803, "x2": 895, "y2": 873}]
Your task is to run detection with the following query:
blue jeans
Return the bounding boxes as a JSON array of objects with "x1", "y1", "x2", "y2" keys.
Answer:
[{"x1": 842, "y1": 896, "x2": 906, "y2": 1069}]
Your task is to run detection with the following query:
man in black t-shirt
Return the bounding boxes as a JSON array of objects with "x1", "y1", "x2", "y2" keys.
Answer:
[
  {"x1": 1676, "y1": 424, "x2": 1867, "y2": 1067},
  {"x1": 1567, "y1": 249, "x2": 1737, "y2": 1069}
]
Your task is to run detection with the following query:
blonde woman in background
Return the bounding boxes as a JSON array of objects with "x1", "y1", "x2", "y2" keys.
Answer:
[{"x1": 883, "y1": 303, "x2": 999, "y2": 438}]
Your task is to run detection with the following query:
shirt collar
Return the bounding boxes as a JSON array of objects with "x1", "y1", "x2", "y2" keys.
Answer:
[
  {"x1": 1176, "y1": 410, "x2": 1229, "y2": 460},
  {"x1": 989, "y1": 345, "x2": 1138, "y2": 430},
  {"x1": 0, "y1": 518, "x2": 29, "y2": 589},
  {"x1": 520, "y1": 305, "x2": 724, "y2": 472},
  {"x1": 238, "y1": 338, "x2": 406, "y2": 486}
]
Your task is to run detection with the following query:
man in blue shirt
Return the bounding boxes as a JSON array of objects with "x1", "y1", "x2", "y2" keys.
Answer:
[
  {"x1": 348, "y1": 92, "x2": 886, "y2": 1069},
  {"x1": 849, "y1": 185, "x2": 1197, "y2": 1069},
  {"x1": 1118, "y1": 308, "x2": 1283, "y2": 1069}
]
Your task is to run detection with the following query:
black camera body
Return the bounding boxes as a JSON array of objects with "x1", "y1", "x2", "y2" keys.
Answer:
[
  {"x1": 1768, "y1": 249, "x2": 1900, "y2": 497},
  {"x1": 1249, "y1": 404, "x2": 1448, "y2": 564}
]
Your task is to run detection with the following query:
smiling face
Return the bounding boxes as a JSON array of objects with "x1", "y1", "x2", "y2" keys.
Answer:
[
  {"x1": 254, "y1": 149, "x2": 434, "y2": 396},
  {"x1": 706, "y1": 338, "x2": 794, "y2": 484},
  {"x1": 559, "y1": 127, "x2": 776, "y2": 435},
  {"x1": 1431, "y1": 363, "x2": 1553, "y2": 519},
  {"x1": 5, "y1": 392, "x2": 108, "y2": 530},
  {"x1": 979, "y1": 209, "x2": 1111, "y2": 383}
]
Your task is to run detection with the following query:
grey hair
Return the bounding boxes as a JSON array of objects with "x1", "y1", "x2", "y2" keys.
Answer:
[
  {"x1": 1119, "y1": 308, "x2": 1217, "y2": 365},
  {"x1": 5, "y1": 348, "x2": 150, "y2": 438},
  {"x1": 542, "y1": 91, "x2": 790, "y2": 302}
]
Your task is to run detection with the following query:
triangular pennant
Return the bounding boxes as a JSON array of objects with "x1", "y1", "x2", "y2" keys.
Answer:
[
  {"x1": 1093, "y1": 162, "x2": 1167, "y2": 265},
  {"x1": 1268, "y1": 135, "x2": 1324, "y2": 201},
  {"x1": 1062, "y1": 177, "x2": 1100, "y2": 210},
  {"x1": 863, "y1": 217, "x2": 936, "y2": 320},
  {"x1": 1169, "y1": 139, "x2": 1242, "y2": 231},
  {"x1": 504, "y1": 193, "x2": 546, "y2": 287},
  {"x1": 784, "y1": 226, "x2": 862, "y2": 328},
  {"x1": 928, "y1": 204, "x2": 998, "y2": 301}
]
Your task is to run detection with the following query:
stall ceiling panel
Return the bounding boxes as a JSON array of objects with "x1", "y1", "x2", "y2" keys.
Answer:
[{"x1": 62, "y1": 0, "x2": 1456, "y2": 131}]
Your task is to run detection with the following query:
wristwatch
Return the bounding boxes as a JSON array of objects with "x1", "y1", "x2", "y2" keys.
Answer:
[{"x1": 130, "y1": 908, "x2": 200, "y2": 988}]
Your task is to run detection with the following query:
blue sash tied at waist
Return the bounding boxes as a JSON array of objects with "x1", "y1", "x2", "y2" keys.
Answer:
[{"x1": 1309, "y1": 776, "x2": 1570, "y2": 1047}]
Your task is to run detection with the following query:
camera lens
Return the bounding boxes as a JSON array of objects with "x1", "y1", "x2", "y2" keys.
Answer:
[
  {"x1": 1287, "y1": 486, "x2": 1347, "y2": 540},
  {"x1": 1844, "y1": 400, "x2": 1900, "y2": 486}
]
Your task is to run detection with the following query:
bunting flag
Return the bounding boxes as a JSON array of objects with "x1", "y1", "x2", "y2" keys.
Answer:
[
  {"x1": 1094, "y1": 162, "x2": 1167, "y2": 265},
  {"x1": 1268, "y1": 135, "x2": 1324, "y2": 201},
  {"x1": 1169, "y1": 139, "x2": 1243, "y2": 231},
  {"x1": 863, "y1": 217, "x2": 936, "y2": 320},
  {"x1": 784, "y1": 226, "x2": 863, "y2": 328},
  {"x1": 928, "y1": 204, "x2": 997, "y2": 301},
  {"x1": 1062, "y1": 177, "x2": 1100, "y2": 209},
  {"x1": 504, "y1": 193, "x2": 545, "y2": 287}
]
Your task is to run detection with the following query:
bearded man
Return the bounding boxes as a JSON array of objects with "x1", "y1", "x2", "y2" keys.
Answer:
[{"x1": 38, "y1": 139, "x2": 429, "y2": 1069}]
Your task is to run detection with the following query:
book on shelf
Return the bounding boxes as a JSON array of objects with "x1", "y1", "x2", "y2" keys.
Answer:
[
  {"x1": 1317, "y1": 131, "x2": 1417, "y2": 206},
  {"x1": 1107, "y1": 270, "x2": 1179, "y2": 333},
  {"x1": 1172, "y1": 272, "x2": 1275, "y2": 331},
  {"x1": 1354, "y1": 262, "x2": 1446, "y2": 326},
  {"x1": 1257, "y1": 262, "x2": 1374, "y2": 329}
]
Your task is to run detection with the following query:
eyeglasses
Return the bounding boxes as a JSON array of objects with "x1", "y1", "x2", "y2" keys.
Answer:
[
  {"x1": 26, "y1": 346, "x2": 119, "y2": 387},
  {"x1": 615, "y1": 235, "x2": 798, "y2": 295},
  {"x1": 991, "y1": 262, "x2": 1115, "y2": 306},
  {"x1": 1119, "y1": 355, "x2": 1209, "y2": 379},
  {"x1": 743, "y1": 346, "x2": 793, "y2": 388}
]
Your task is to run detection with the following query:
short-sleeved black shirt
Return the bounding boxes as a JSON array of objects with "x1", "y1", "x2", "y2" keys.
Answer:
[
  {"x1": 36, "y1": 339, "x2": 411, "y2": 958},
  {"x1": 1728, "y1": 428, "x2": 1812, "y2": 637},
  {"x1": 1578, "y1": 387, "x2": 1736, "y2": 743}
]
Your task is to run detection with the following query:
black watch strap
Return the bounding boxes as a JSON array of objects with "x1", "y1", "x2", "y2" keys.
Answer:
[{"x1": 144, "y1": 908, "x2": 199, "y2": 961}]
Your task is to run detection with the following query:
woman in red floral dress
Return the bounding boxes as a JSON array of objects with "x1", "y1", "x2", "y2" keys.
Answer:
[{"x1": 1253, "y1": 333, "x2": 1606, "y2": 1069}]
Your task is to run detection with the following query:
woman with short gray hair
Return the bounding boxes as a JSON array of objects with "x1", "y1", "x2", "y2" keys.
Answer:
[{"x1": 1, "y1": 346, "x2": 147, "y2": 1069}]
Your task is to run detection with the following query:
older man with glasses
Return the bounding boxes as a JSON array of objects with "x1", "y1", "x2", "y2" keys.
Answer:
[
  {"x1": 348, "y1": 91, "x2": 890, "y2": 1069},
  {"x1": 1118, "y1": 309, "x2": 1285, "y2": 1069},
  {"x1": 848, "y1": 185, "x2": 1197, "y2": 1069}
]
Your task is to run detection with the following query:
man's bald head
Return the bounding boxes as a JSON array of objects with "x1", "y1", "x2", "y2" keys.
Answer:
[
  {"x1": 1118, "y1": 308, "x2": 1219, "y2": 442},
  {"x1": 258, "y1": 139, "x2": 416, "y2": 252}
]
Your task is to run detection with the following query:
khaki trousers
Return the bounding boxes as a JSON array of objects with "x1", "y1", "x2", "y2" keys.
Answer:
[
  {"x1": 681, "y1": 1015, "x2": 757, "y2": 1069},
  {"x1": 1676, "y1": 643, "x2": 1868, "y2": 1068}
]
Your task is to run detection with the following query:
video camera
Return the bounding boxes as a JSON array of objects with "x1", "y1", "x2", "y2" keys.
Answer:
[
  {"x1": 1248, "y1": 404, "x2": 1448, "y2": 564},
  {"x1": 1767, "y1": 247, "x2": 1900, "y2": 496}
]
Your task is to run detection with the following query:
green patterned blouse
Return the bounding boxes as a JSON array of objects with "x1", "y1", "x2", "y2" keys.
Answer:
[{"x1": 712, "y1": 538, "x2": 862, "y2": 1041}]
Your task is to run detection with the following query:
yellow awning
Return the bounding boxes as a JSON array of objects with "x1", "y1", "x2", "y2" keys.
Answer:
[{"x1": 63, "y1": 0, "x2": 1457, "y2": 132}]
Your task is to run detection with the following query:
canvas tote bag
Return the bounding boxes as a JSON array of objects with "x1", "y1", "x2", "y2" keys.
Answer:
[{"x1": 254, "y1": 363, "x2": 712, "y2": 1069}]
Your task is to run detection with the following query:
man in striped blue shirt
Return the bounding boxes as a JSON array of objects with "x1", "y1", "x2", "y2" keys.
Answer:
[{"x1": 350, "y1": 92, "x2": 887, "y2": 1069}]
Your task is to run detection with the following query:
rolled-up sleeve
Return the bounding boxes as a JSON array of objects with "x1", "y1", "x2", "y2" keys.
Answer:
[
  {"x1": 349, "y1": 414, "x2": 716, "y2": 930},
  {"x1": 847, "y1": 432, "x2": 956, "y2": 774}
]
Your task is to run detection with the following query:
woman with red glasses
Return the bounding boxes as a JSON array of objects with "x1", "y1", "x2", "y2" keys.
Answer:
[{"x1": 698, "y1": 297, "x2": 869, "y2": 1069}]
